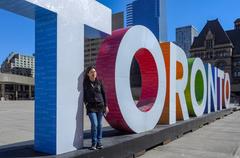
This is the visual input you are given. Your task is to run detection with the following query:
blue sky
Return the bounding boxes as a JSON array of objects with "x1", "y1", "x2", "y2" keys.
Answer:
[{"x1": 0, "y1": 0, "x2": 239, "y2": 64}]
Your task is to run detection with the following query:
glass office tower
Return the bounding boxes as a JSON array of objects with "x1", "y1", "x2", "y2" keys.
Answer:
[{"x1": 127, "y1": 0, "x2": 167, "y2": 42}]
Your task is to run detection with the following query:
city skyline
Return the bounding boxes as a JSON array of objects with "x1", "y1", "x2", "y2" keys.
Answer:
[{"x1": 0, "y1": 0, "x2": 240, "y2": 64}]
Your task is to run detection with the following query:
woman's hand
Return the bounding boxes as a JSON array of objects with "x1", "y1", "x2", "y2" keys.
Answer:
[{"x1": 104, "y1": 106, "x2": 109, "y2": 116}]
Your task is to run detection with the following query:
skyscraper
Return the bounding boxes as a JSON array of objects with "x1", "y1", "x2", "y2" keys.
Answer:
[
  {"x1": 176, "y1": 25, "x2": 198, "y2": 57},
  {"x1": 126, "y1": 0, "x2": 167, "y2": 42}
]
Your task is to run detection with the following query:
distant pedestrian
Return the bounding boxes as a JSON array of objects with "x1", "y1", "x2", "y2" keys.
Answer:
[{"x1": 83, "y1": 65, "x2": 109, "y2": 150}]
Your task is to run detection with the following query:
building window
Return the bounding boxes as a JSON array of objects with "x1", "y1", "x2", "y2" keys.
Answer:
[
  {"x1": 220, "y1": 52, "x2": 223, "y2": 57},
  {"x1": 234, "y1": 70, "x2": 240, "y2": 77},
  {"x1": 206, "y1": 51, "x2": 213, "y2": 59},
  {"x1": 235, "y1": 60, "x2": 240, "y2": 66},
  {"x1": 206, "y1": 40, "x2": 213, "y2": 49}
]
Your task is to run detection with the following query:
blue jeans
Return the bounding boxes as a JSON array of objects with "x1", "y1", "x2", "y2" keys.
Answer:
[{"x1": 88, "y1": 112, "x2": 103, "y2": 145}]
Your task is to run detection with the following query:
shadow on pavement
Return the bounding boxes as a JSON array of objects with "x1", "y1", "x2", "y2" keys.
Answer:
[{"x1": 0, "y1": 127, "x2": 126, "y2": 158}]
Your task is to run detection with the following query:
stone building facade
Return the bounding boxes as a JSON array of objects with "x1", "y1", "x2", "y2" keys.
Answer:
[{"x1": 190, "y1": 19, "x2": 240, "y2": 103}]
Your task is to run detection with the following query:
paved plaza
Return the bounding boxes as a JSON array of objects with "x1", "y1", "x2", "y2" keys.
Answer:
[
  {"x1": 0, "y1": 101, "x2": 240, "y2": 158},
  {"x1": 140, "y1": 108, "x2": 240, "y2": 158},
  {"x1": 0, "y1": 101, "x2": 109, "y2": 146}
]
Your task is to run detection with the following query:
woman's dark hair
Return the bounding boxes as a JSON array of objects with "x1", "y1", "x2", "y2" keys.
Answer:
[{"x1": 83, "y1": 65, "x2": 97, "y2": 85}]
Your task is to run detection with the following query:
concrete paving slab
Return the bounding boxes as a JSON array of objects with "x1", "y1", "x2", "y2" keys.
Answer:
[{"x1": 139, "y1": 110, "x2": 240, "y2": 158}]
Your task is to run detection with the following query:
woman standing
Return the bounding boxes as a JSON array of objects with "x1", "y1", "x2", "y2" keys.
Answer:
[{"x1": 83, "y1": 66, "x2": 109, "y2": 150}]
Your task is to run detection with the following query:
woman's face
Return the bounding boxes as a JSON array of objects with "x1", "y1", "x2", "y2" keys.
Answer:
[{"x1": 87, "y1": 68, "x2": 97, "y2": 81}]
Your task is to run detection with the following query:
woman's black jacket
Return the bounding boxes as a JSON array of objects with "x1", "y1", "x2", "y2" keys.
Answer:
[{"x1": 83, "y1": 79, "x2": 106, "y2": 114}]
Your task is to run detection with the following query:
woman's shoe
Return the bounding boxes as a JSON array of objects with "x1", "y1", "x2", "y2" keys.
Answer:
[
  {"x1": 96, "y1": 143, "x2": 103, "y2": 149},
  {"x1": 89, "y1": 144, "x2": 97, "y2": 150}
]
